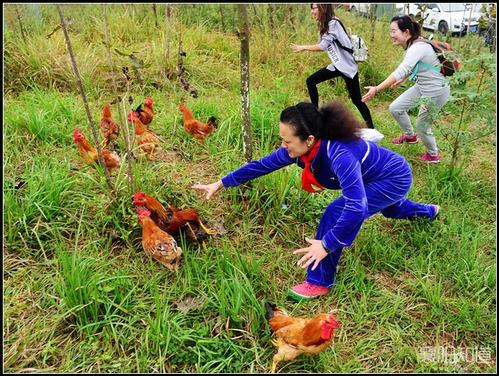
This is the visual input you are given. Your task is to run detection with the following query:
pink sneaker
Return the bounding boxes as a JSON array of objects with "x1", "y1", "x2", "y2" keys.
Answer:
[
  {"x1": 420, "y1": 152, "x2": 441, "y2": 163},
  {"x1": 288, "y1": 281, "x2": 330, "y2": 302},
  {"x1": 392, "y1": 133, "x2": 418, "y2": 145}
]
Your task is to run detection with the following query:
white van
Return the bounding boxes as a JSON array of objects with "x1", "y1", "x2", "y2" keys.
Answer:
[{"x1": 396, "y1": 3, "x2": 482, "y2": 35}]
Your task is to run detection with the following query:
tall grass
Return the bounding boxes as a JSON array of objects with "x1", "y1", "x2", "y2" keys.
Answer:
[{"x1": 3, "y1": 3, "x2": 496, "y2": 373}]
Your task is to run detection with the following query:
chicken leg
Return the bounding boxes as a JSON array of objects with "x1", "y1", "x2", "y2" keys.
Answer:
[{"x1": 271, "y1": 340, "x2": 302, "y2": 373}]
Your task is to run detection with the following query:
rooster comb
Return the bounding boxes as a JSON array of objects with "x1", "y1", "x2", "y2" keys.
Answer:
[
  {"x1": 72, "y1": 128, "x2": 83, "y2": 141},
  {"x1": 133, "y1": 191, "x2": 146, "y2": 202}
]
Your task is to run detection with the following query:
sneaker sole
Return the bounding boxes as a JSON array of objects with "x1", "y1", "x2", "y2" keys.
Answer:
[
  {"x1": 424, "y1": 159, "x2": 440, "y2": 163},
  {"x1": 392, "y1": 140, "x2": 418, "y2": 145},
  {"x1": 287, "y1": 288, "x2": 328, "y2": 302}
]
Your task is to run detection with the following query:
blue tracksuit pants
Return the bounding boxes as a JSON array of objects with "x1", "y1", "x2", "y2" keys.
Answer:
[{"x1": 307, "y1": 173, "x2": 436, "y2": 288}]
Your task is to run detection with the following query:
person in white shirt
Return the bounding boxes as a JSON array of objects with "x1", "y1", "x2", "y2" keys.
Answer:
[{"x1": 291, "y1": 4, "x2": 376, "y2": 130}]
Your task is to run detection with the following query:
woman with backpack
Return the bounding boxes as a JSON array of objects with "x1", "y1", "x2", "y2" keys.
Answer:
[
  {"x1": 362, "y1": 15, "x2": 450, "y2": 164},
  {"x1": 290, "y1": 4, "x2": 376, "y2": 130}
]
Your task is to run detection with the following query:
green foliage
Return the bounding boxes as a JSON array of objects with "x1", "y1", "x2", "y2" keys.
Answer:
[
  {"x1": 5, "y1": 88, "x2": 84, "y2": 144},
  {"x1": 441, "y1": 52, "x2": 496, "y2": 173}
]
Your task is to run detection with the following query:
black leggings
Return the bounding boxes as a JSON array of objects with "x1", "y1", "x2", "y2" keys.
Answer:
[{"x1": 306, "y1": 67, "x2": 374, "y2": 129}]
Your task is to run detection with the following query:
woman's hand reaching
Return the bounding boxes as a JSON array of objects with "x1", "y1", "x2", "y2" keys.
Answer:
[
  {"x1": 293, "y1": 237, "x2": 328, "y2": 271},
  {"x1": 191, "y1": 180, "x2": 223, "y2": 200},
  {"x1": 290, "y1": 43, "x2": 304, "y2": 53},
  {"x1": 362, "y1": 86, "x2": 377, "y2": 103}
]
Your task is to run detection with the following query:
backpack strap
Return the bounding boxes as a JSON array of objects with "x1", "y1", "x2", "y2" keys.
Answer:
[
  {"x1": 416, "y1": 39, "x2": 442, "y2": 74},
  {"x1": 331, "y1": 17, "x2": 354, "y2": 54}
]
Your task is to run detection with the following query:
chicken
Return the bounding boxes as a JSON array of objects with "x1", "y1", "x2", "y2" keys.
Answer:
[
  {"x1": 133, "y1": 191, "x2": 216, "y2": 242},
  {"x1": 128, "y1": 111, "x2": 161, "y2": 159},
  {"x1": 72, "y1": 128, "x2": 121, "y2": 174},
  {"x1": 265, "y1": 303, "x2": 340, "y2": 373},
  {"x1": 135, "y1": 96, "x2": 154, "y2": 127},
  {"x1": 136, "y1": 207, "x2": 183, "y2": 271},
  {"x1": 100, "y1": 103, "x2": 120, "y2": 147},
  {"x1": 179, "y1": 101, "x2": 217, "y2": 141}
]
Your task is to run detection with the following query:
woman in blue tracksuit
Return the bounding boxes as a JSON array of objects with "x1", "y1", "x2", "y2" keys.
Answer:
[{"x1": 192, "y1": 101, "x2": 440, "y2": 302}]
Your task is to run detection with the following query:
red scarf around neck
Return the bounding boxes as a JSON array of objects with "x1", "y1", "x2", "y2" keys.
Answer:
[{"x1": 299, "y1": 140, "x2": 324, "y2": 193}]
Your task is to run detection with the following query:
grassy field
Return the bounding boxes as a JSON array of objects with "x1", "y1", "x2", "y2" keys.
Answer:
[{"x1": 3, "y1": 4, "x2": 496, "y2": 373}]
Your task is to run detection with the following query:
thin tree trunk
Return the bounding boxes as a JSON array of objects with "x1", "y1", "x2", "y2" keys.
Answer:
[
  {"x1": 238, "y1": 4, "x2": 252, "y2": 162},
  {"x1": 152, "y1": 4, "x2": 159, "y2": 28},
  {"x1": 287, "y1": 5, "x2": 296, "y2": 30},
  {"x1": 56, "y1": 4, "x2": 115, "y2": 194},
  {"x1": 457, "y1": 7, "x2": 468, "y2": 47},
  {"x1": 219, "y1": 4, "x2": 225, "y2": 32},
  {"x1": 369, "y1": 4, "x2": 377, "y2": 42},
  {"x1": 492, "y1": 20, "x2": 497, "y2": 53},
  {"x1": 103, "y1": 5, "x2": 135, "y2": 195},
  {"x1": 177, "y1": 11, "x2": 183, "y2": 77},
  {"x1": 165, "y1": 4, "x2": 172, "y2": 64},
  {"x1": 14, "y1": 5, "x2": 27, "y2": 45},
  {"x1": 465, "y1": 5, "x2": 473, "y2": 48},
  {"x1": 268, "y1": 4, "x2": 276, "y2": 41}
]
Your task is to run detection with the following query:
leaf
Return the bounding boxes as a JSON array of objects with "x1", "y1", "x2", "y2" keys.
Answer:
[
  {"x1": 172, "y1": 295, "x2": 206, "y2": 313},
  {"x1": 100, "y1": 285, "x2": 115, "y2": 293}
]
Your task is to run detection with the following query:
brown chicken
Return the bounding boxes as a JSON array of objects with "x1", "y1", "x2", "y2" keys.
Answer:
[
  {"x1": 128, "y1": 111, "x2": 161, "y2": 159},
  {"x1": 133, "y1": 191, "x2": 216, "y2": 242},
  {"x1": 179, "y1": 101, "x2": 217, "y2": 141},
  {"x1": 135, "y1": 96, "x2": 154, "y2": 127},
  {"x1": 137, "y1": 207, "x2": 183, "y2": 271},
  {"x1": 265, "y1": 303, "x2": 340, "y2": 373},
  {"x1": 72, "y1": 128, "x2": 121, "y2": 174},
  {"x1": 100, "y1": 103, "x2": 120, "y2": 147}
]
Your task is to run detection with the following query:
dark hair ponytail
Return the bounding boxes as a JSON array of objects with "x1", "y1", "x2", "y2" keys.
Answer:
[
  {"x1": 319, "y1": 101, "x2": 361, "y2": 141},
  {"x1": 390, "y1": 15, "x2": 421, "y2": 48},
  {"x1": 280, "y1": 101, "x2": 361, "y2": 142},
  {"x1": 311, "y1": 3, "x2": 335, "y2": 36}
]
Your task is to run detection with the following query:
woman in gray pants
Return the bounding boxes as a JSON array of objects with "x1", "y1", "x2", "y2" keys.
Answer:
[{"x1": 362, "y1": 15, "x2": 450, "y2": 164}]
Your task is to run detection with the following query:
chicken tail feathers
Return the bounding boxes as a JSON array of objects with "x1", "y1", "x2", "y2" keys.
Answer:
[
  {"x1": 135, "y1": 104, "x2": 143, "y2": 113},
  {"x1": 265, "y1": 302, "x2": 277, "y2": 321},
  {"x1": 207, "y1": 116, "x2": 217, "y2": 128}
]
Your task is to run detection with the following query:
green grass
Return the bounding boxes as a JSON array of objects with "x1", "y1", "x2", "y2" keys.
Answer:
[{"x1": 3, "y1": 3, "x2": 496, "y2": 374}]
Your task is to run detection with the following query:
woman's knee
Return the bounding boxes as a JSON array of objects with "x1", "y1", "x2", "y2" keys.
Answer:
[
  {"x1": 306, "y1": 75, "x2": 317, "y2": 88},
  {"x1": 389, "y1": 102, "x2": 404, "y2": 116}
]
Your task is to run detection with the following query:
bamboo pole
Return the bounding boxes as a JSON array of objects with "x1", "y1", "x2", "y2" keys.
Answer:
[
  {"x1": 152, "y1": 4, "x2": 159, "y2": 28},
  {"x1": 219, "y1": 5, "x2": 225, "y2": 32},
  {"x1": 14, "y1": 4, "x2": 28, "y2": 45},
  {"x1": 238, "y1": 4, "x2": 252, "y2": 162},
  {"x1": 56, "y1": 4, "x2": 115, "y2": 195},
  {"x1": 103, "y1": 5, "x2": 135, "y2": 195},
  {"x1": 165, "y1": 4, "x2": 172, "y2": 64}
]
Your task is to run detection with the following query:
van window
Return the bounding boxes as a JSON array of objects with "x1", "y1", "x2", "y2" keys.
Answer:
[{"x1": 440, "y1": 4, "x2": 466, "y2": 12}]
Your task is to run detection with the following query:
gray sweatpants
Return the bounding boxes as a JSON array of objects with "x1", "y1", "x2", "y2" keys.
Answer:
[{"x1": 389, "y1": 84, "x2": 450, "y2": 155}]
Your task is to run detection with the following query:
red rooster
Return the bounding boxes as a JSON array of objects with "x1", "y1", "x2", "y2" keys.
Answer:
[
  {"x1": 135, "y1": 96, "x2": 154, "y2": 128},
  {"x1": 72, "y1": 128, "x2": 120, "y2": 174},
  {"x1": 133, "y1": 191, "x2": 216, "y2": 242},
  {"x1": 137, "y1": 208, "x2": 183, "y2": 271},
  {"x1": 179, "y1": 101, "x2": 217, "y2": 141},
  {"x1": 265, "y1": 303, "x2": 340, "y2": 373},
  {"x1": 128, "y1": 111, "x2": 161, "y2": 159},
  {"x1": 100, "y1": 103, "x2": 120, "y2": 147}
]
